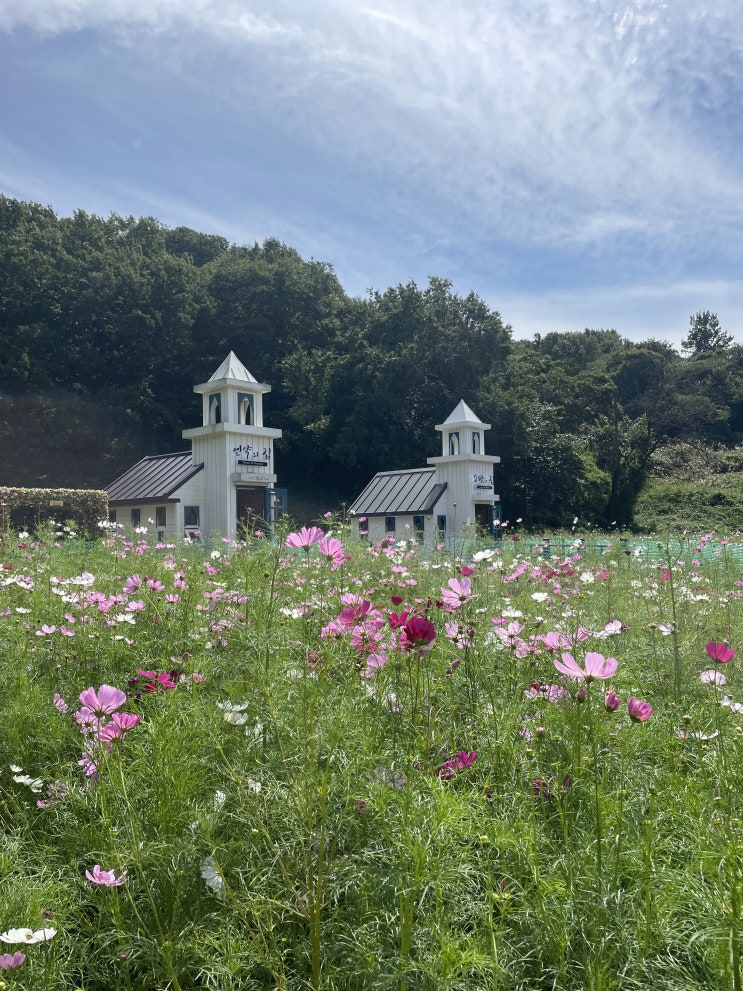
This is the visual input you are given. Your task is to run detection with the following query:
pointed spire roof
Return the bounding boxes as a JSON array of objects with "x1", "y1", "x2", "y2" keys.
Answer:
[
  {"x1": 442, "y1": 399, "x2": 488, "y2": 429},
  {"x1": 208, "y1": 352, "x2": 258, "y2": 384}
]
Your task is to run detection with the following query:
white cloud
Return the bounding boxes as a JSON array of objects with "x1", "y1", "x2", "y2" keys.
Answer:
[{"x1": 2, "y1": 0, "x2": 743, "y2": 336}]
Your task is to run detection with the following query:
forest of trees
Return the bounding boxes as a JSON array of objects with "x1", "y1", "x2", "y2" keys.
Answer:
[{"x1": 1, "y1": 195, "x2": 742, "y2": 528}]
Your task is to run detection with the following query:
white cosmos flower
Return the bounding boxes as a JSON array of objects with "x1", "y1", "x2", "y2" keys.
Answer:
[
  {"x1": 12, "y1": 774, "x2": 43, "y2": 792},
  {"x1": 472, "y1": 549, "x2": 495, "y2": 562},
  {"x1": 531, "y1": 592, "x2": 549, "y2": 602},
  {"x1": 200, "y1": 857, "x2": 224, "y2": 895},
  {"x1": 1, "y1": 928, "x2": 56, "y2": 943},
  {"x1": 700, "y1": 669, "x2": 727, "y2": 687},
  {"x1": 720, "y1": 696, "x2": 743, "y2": 714},
  {"x1": 676, "y1": 728, "x2": 720, "y2": 740},
  {"x1": 224, "y1": 712, "x2": 248, "y2": 725}
]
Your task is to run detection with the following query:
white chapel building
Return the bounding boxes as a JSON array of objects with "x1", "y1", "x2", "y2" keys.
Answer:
[
  {"x1": 106, "y1": 353, "x2": 284, "y2": 541},
  {"x1": 348, "y1": 400, "x2": 501, "y2": 543}
]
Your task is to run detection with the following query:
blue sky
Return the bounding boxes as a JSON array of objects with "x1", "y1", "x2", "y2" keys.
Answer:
[{"x1": 1, "y1": 0, "x2": 742, "y2": 348}]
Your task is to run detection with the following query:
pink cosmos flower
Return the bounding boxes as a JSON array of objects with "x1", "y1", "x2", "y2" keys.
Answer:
[
  {"x1": 554, "y1": 651, "x2": 618, "y2": 682},
  {"x1": 317, "y1": 536, "x2": 345, "y2": 570},
  {"x1": 440, "y1": 576, "x2": 477, "y2": 609},
  {"x1": 362, "y1": 652, "x2": 388, "y2": 678},
  {"x1": 627, "y1": 697, "x2": 653, "y2": 722},
  {"x1": 706, "y1": 642, "x2": 735, "y2": 664},
  {"x1": 604, "y1": 690, "x2": 621, "y2": 711},
  {"x1": 78, "y1": 685, "x2": 127, "y2": 715},
  {"x1": 85, "y1": 865, "x2": 127, "y2": 886},
  {"x1": 112, "y1": 712, "x2": 142, "y2": 733},
  {"x1": 0, "y1": 952, "x2": 26, "y2": 969},
  {"x1": 53, "y1": 692, "x2": 69, "y2": 714},
  {"x1": 285, "y1": 527, "x2": 324, "y2": 550}
]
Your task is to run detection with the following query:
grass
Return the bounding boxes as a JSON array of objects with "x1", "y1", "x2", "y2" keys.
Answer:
[{"x1": 0, "y1": 519, "x2": 742, "y2": 990}]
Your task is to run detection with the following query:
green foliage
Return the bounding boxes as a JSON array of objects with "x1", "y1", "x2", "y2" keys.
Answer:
[
  {"x1": 0, "y1": 486, "x2": 107, "y2": 537},
  {"x1": 682, "y1": 310, "x2": 734, "y2": 355},
  {"x1": 634, "y1": 474, "x2": 743, "y2": 532},
  {"x1": 1, "y1": 194, "x2": 742, "y2": 528},
  {"x1": 1, "y1": 527, "x2": 743, "y2": 988}
]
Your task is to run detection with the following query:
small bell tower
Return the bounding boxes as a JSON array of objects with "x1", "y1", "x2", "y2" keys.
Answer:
[
  {"x1": 427, "y1": 400, "x2": 500, "y2": 536},
  {"x1": 182, "y1": 353, "x2": 282, "y2": 538}
]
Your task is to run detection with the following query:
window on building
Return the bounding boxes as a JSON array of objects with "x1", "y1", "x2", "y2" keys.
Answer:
[
  {"x1": 130, "y1": 508, "x2": 141, "y2": 526},
  {"x1": 155, "y1": 506, "x2": 166, "y2": 528},
  {"x1": 209, "y1": 393, "x2": 221, "y2": 424},
  {"x1": 385, "y1": 516, "x2": 396, "y2": 534},
  {"x1": 413, "y1": 515, "x2": 425, "y2": 540},
  {"x1": 472, "y1": 431, "x2": 481, "y2": 454},
  {"x1": 448, "y1": 431, "x2": 459, "y2": 455},
  {"x1": 238, "y1": 392, "x2": 253, "y2": 425},
  {"x1": 184, "y1": 506, "x2": 200, "y2": 528},
  {"x1": 436, "y1": 514, "x2": 447, "y2": 535},
  {"x1": 109, "y1": 510, "x2": 117, "y2": 523}
]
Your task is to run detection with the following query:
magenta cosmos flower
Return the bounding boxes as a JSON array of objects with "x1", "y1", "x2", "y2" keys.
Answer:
[
  {"x1": 706, "y1": 642, "x2": 735, "y2": 664},
  {"x1": 86, "y1": 865, "x2": 127, "y2": 886},
  {"x1": 400, "y1": 616, "x2": 436, "y2": 652},
  {"x1": 627, "y1": 697, "x2": 653, "y2": 722},
  {"x1": 285, "y1": 526, "x2": 324, "y2": 550},
  {"x1": 554, "y1": 652, "x2": 618, "y2": 682},
  {"x1": 436, "y1": 751, "x2": 478, "y2": 780}
]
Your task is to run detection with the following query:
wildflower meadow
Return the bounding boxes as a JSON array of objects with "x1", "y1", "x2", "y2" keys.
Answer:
[{"x1": 1, "y1": 519, "x2": 742, "y2": 990}]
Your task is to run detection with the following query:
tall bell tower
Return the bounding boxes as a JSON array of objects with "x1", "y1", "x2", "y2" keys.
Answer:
[{"x1": 182, "y1": 353, "x2": 282, "y2": 538}]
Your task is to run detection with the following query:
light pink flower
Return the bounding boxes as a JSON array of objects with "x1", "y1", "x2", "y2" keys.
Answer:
[
  {"x1": 285, "y1": 527, "x2": 324, "y2": 550},
  {"x1": 440, "y1": 576, "x2": 477, "y2": 609},
  {"x1": 317, "y1": 535, "x2": 345, "y2": 569},
  {"x1": 604, "y1": 690, "x2": 621, "y2": 711},
  {"x1": 554, "y1": 651, "x2": 618, "y2": 682},
  {"x1": 0, "y1": 951, "x2": 26, "y2": 969},
  {"x1": 78, "y1": 685, "x2": 127, "y2": 715},
  {"x1": 86, "y1": 865, "x2": 127, "y2": 886}
]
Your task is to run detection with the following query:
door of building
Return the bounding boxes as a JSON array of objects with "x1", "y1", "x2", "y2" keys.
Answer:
[
  {"x1": 236, "y1": 487, "x2": 265, "y2": 534},
  {"x1": 475, "y1": 503, "x2": 498, "y2": 537}
]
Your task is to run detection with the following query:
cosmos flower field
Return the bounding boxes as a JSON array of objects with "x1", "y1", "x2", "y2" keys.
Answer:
[{"x1": 1, "y1": 520, "x2": 742, "y2": 991}]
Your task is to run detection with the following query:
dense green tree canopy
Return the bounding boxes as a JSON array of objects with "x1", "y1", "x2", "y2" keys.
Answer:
[{"x1": 1, "y1": 195, "x2": 740, "y2": 527}]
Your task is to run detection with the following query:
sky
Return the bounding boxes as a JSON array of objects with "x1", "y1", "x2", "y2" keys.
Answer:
[{"x1": 1, "y1": 0, "x2": 742, "y2": 349}]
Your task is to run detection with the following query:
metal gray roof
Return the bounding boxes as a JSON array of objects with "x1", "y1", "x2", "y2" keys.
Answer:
[
  {"x1": 348, "y1": 468, "x2": 447, "y2": 517},
  {"x1": 208, "y1": 352, "x2": 258, "y2": 383},
  {"x1": 107, "y1": 452, "x2": 203, "y2": 504}
]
